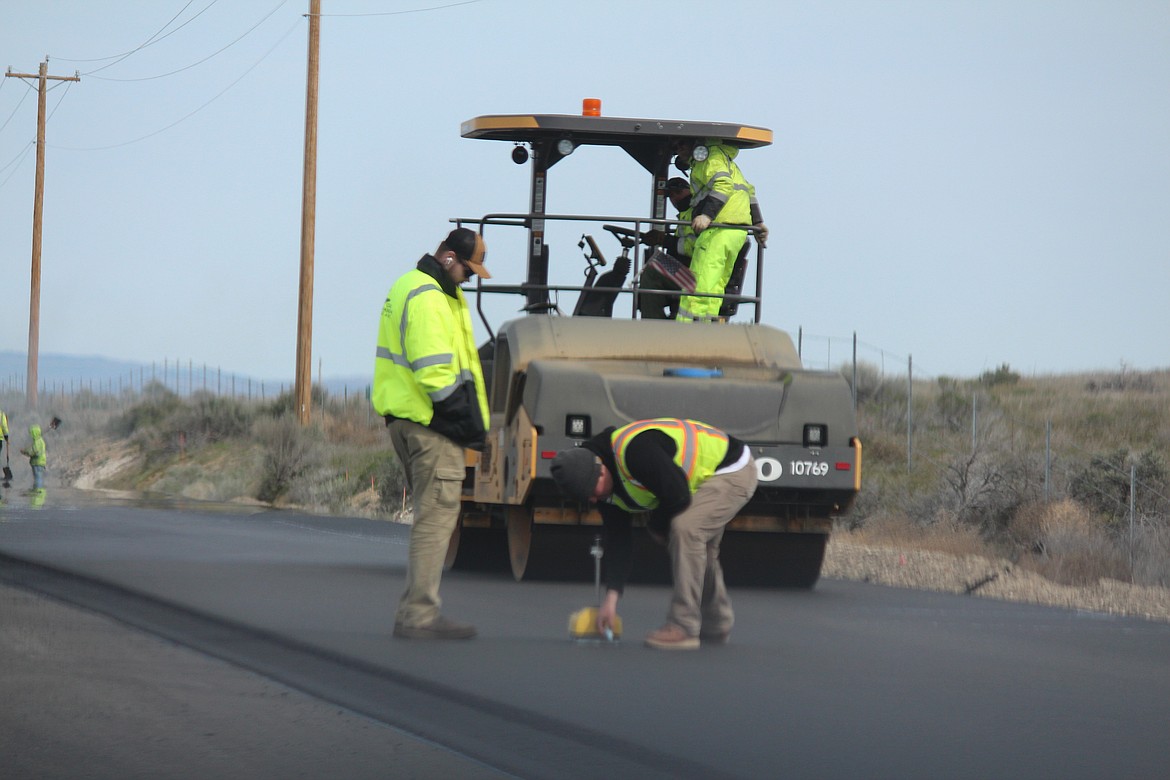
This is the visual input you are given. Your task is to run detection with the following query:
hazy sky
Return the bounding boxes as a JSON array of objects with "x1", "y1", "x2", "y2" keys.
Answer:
[{"x1": 2, "y1": 0, "x2": 1167, "y2": 382}]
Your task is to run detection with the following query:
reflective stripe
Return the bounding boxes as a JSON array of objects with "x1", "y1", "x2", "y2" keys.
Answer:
[
  {"x1": 693, "y1": 177, "x2": 751, "y2": 212},
  {"x1": 400, "y1": 284, "x2": 440, "y2": 355},
  {"x1": 614, "y1": 419, "x2": 706, "y2": 487},
  {"x1": 412, "y1": 353, "x2": 453, "y2": 369},
  {"x1": 378, "y1": 344, "x2": 453, "y2": 372},
  {"x1": 609, "y1": 418, "x2": 730, "y2": 512},
  {"x1": 372, "y1": 266, "x2": 489, "y2": 430},
  {"x1": 379, "y1": 282, "x2": 457, "y2": 372},
  {"x1": 429, "y1": 384, "x2": 457, "y2": 402},
  {"x1": 690, "y1": 144, "x2": 753, "y2": 226},
  {"x1": 425, "y1": 368, "x2": 478, "y2": 402},
  {"x1": 678, "y1": 306, "x2": 724, "y2": 323}
]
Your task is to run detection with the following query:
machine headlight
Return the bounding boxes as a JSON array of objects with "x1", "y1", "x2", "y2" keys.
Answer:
[
  {"x1": 566, "y1": 415, "x2": 591, "y2": 438},
  {"x1": 803, "y1": 424, "x2": 827, "y2": 448}
]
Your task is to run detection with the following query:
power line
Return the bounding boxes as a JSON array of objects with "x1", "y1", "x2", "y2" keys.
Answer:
[
  {"x1": 53, "y1": 0, "x2": 216, "y2": 68},
  {"x1": 313, "y1": 0, "x2": 481, "y2": 17},
  {"x1": 85, "y1": 1, "x2": 288, "y2": 82},
  {"x1": 0, "y1": 83, "x2": 33, "y2": 136},
  {"x1": 0, "y1": 142, "x2": 34, "y2": 190},
  {"x1": 46, "y1": 80, "x2": 74, "y2": 122},
  {"x1": 49, "y1": 17, "x2": 302, "y2": 153},
  {"x1": 0, "y1": 75, "x2": 74, "y2": 189}
]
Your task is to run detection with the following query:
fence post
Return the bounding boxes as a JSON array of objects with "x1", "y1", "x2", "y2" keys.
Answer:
[
  {"x1": 906, "y1": 354, "x2": 913, "y2": 472},
  {"x1": 971, "y1": 391, "x2": 977, "y2": 452},
  {"x1": 1044, "y1": 421, "x2": 1052, "y2": 502},
  {"x1": 1129, "y1": 463, "x2": 1136, "y2": 581},
  {"x1": 851, "y1": 331, "x2": 857, "y2": 411}
]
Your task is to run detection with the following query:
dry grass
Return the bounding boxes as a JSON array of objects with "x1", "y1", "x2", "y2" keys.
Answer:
[
  {"x1": 1008, "y1": 500, "x2": 1129, "y2": 585},
  {"x1": 851, "y1": 366, "x2": 1170, "y2": 587},
  {"x1": 841, "y1": 512, "x2": 990, "y2": 559}
]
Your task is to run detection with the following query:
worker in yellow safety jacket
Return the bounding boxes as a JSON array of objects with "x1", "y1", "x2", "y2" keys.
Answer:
[
  {"x1": 673, "y1": 138, "x2": 768, "y2": 323},
  {"x1": 551, "y1": 418, "x2": 758, "y2": 650},
  {"x1": 20, "y1": 424, "x2": 47, "y2": 490},
  {"x1": 373, "y1": 227, "x2": 491, "y2": 641}
]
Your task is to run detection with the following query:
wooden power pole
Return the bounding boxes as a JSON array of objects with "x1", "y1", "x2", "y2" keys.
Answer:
[
  {"x1": 294, "y1": 0, "x2": 321, "y2": 425},
  {"x1": 6, "y1": 59, "x2": 80, "y2": 409}
]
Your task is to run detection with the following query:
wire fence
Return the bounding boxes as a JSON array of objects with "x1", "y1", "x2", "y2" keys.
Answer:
[
  {"x1": 2, "y1": 329, "x2": 1166, "y2": 534},
  {"x1": 1, "y1": 359, "x2": 371, "y2": 408}
]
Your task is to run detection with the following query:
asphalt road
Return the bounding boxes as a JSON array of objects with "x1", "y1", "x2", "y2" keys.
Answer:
[{"x1": 3, "y1": 489, "x2": 1169, "y2": 779}]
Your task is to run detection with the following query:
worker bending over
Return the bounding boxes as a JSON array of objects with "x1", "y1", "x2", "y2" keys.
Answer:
[{"x1": 551, "y1": 418, "x2": 757, "y2": 650}]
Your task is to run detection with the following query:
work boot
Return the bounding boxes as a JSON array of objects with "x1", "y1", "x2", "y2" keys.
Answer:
[
  {"x1": 700, "y1": 629, "x2": 731, "y2": 646},
  {"x1": 644, "y1": 623, "x2": 699, "y2": 651},
  {"x1": 393, "y1": 615, "x2": 477, "y2": 640}
]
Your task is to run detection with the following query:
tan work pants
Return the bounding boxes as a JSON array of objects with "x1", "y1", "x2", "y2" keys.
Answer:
[
  {"x1": 389, "y1": 419, "x2": 466, "y2": 628},
  {"x1": 667, "y1": 456, "x2": 758, "y2": 636}
]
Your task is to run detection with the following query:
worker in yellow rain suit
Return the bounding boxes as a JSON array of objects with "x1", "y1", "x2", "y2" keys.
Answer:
[
  {"x1": 673, "y1": 138, "x2": 767, "y2": 323},
  {"x1": 20, "y1": 424, "x2": 47, "y2": 490}
]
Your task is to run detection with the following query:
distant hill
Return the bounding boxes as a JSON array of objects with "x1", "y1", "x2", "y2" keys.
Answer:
[{"x1": 0, "y1": 351, "x2": 369, "y2": 399}]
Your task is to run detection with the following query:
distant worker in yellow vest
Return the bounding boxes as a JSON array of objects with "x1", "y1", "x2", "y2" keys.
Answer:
[
  {"x1": 20, "y1": 424, "x2": 47, "y2": 490},
  {"x1": 673, "y1": 138, "x2": 767, "y2": 323},
  {"x1": 551, "y1": 418, "x2": 757, "y2": 650},
  {"x1": 0, "y1": 407, "x2": 10, "y2": 487},
  {"x1": 373, "y1": 227, "x2": 491, "y2": 640}
]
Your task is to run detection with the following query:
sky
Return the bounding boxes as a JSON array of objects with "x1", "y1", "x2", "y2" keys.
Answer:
[{"x1": 1, "y1": 0, "x2": 1167, "y2": 385}]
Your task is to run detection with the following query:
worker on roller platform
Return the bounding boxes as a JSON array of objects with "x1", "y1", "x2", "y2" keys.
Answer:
[
  {"x1": 373, "y1": 227, "x2": 491, "y2": 641},
  {"x1": 550, "y1": 418, "x2": 758, "y2": 650},
  {"x1": 673, "y1": 138, "x2": 767, "y2": 323}
]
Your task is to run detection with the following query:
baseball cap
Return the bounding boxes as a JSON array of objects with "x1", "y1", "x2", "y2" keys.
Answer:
[{"x1": 445, "y1": 227, "x2": 491, "y2": 279}]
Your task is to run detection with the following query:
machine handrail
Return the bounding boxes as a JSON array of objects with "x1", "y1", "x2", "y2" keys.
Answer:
[{"x1": 453, "y1": 212, "x2": 767, "y2": 339}]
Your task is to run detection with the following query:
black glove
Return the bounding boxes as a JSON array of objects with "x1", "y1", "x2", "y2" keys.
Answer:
[
  {"x1": 641, "y1": 229, "x2": 667, "y2": 247},
  {"x1": 430, "y1": 382, "x2": 487, "y2": 449}
]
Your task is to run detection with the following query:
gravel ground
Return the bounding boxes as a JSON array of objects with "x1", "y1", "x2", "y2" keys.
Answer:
[{"x1": 823, "y1": 539, "x2": 1170, "y2": 623}]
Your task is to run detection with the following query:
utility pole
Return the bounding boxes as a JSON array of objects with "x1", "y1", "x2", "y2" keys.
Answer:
[
  {"x1": 6, "y1": 59, "x2": 80, "y2": 409},
  {"x1": 294, "y1": 0, "x2": 321, "y2": 425}
]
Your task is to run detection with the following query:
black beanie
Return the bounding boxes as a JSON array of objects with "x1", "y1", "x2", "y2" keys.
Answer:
[{"x1": 550, "y1": 448, "x2": 601, "y2": 503}]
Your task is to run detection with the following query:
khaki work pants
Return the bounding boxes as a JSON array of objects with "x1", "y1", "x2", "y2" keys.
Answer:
[
  {"x1": 667, "y1": 457, "x2": 758, "y2": 636},
  {"x1": 389, "y1": 419, "x2": 466, "y2": 628}
]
